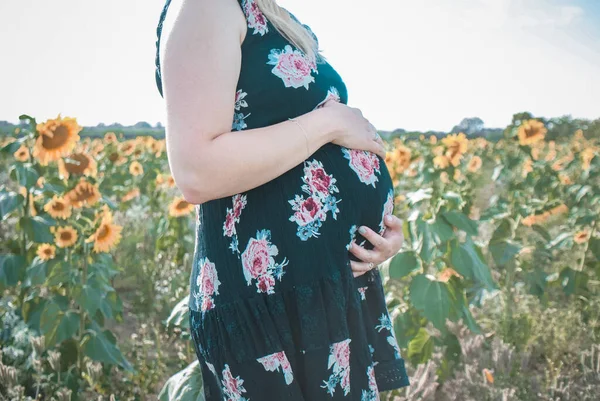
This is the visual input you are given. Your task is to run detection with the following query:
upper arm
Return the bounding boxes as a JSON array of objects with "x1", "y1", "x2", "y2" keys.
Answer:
[{"x1": 160, "y1": 0, "x2": 247, "y2": 172}]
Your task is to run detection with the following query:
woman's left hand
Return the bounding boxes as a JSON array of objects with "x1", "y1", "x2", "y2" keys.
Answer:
[{"x1": 348, "y1": 214, "x2": 404, "y2": 277}]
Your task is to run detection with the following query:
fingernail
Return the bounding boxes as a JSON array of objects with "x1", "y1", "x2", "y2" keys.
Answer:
[
  {"x1": 358, "y1": 226, "x2": 366, "y2": 234},
  {"x1": 385, "y1": 215, "x2": 393, "y2": 223}
]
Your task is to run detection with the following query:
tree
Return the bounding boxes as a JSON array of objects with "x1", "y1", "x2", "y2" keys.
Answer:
[{"x1": 451, "y1": 117, "x2": 484, "y2": 136}]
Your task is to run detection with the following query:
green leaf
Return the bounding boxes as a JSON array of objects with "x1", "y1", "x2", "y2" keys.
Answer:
[
  {"x1": 389, "y1": 251, "x2": 421, "y2": 279},
  {"x1": 158, "y1": 360, "x2": 204, "y2": 401},
  {"x1": 442, "y1": 211, "x2": 478, "y2": 236},
  {"x1": 450, "y1": 238, "x2": 496, "y2": 290},
  {"x1": 11, "y1": 163, "x2": 39, "y2": 188},
  {"x1": 40, "y1": 301, "x2": 80, "y2": 348},
  {"x1": 590, "y1": 237, "x2": 600, "y2": 261},
  {"x1": 531, "y1": 224, "x2": 552, "y2": 242},
  {"x1": 409, "y1": 274, "x2": 452, "y2": 332},
  {"x1": 489, "y1": 239, "x2": 522, "y2": 267},
  {"x1": 25, "y1": 259, "x2": 50, "y2": 286},
  {"x1": 407, "y1": 328, "x2": 434, "y2": 365},
  {"x1": 81, "y1": 322, "x2": 133, "y2": 371},
  {"x1": 559, "y1": 267, "x2": 589, "y2": 296},
  {"x1": 0, "y1": 254, "x2": 27, "y2": 287},
  {"x1": 393, "y1": 310, "x2": 422, "y2": 349},
  {"x1": 0, "y1": 191, "x2": 22, "y2": 220},
  {"x1": 165, "y1": 297, "x2": 190, "y2": 330},
  {"x1": 73, "y1": 284, "x2": 104, "y2": 316},
  {"x1": 430, "y1": 217, "x2": 455, "y2": 243},
  {"x1": 416, "y1": 219, "x2": 435, "y2": 262},
  {"x1": 45, "y1": 262, "x2": 73, "y2": 286},
  {"x1": 21, "y1": 215, "x2": 55, "y2": 243}
]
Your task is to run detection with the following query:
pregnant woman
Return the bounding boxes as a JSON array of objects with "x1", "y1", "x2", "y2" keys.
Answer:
[{"x1": 155, "y1": 0, "x2": 410, "y2": 399}]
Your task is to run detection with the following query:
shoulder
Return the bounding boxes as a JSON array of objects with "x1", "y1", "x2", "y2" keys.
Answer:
[{"x1": 160, "y1": 0, "x2": 247, "y2": 51}]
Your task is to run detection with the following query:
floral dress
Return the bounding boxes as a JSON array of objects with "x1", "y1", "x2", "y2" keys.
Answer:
[{"x1": 155, "y1": 0, "x2": 410, "y2": 399}]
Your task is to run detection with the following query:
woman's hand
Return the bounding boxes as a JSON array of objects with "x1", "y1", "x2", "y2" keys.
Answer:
[
  {"x1": 321, "y1": 100, "x2": 387, "y2": 159},
  {"x1": 348, "y1": 214, "x2": 404, "y2": 277}
]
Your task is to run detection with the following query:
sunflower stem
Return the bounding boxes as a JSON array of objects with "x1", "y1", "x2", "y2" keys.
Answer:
[{"x1": 78, "y1": 242, "x2": 89, "y2": 375}]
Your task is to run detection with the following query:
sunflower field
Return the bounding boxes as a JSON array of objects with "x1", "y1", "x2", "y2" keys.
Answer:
[{"x1": 0, "y1": 113, "x2": 599, "y2": 401}]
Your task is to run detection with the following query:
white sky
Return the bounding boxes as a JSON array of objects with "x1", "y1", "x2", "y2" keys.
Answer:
[{"x1": 1, "y1": 0, "x2": 599, "y2": 132}]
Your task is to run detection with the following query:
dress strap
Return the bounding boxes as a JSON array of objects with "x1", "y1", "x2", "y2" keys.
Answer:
[{"x1": 155, "y1": 0, "x2": 173, "y2": 98}]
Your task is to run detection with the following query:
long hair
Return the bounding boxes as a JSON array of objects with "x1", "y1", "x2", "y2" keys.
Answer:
[{"x1": 255, "y1": 0, "x2": 321, "y2": 63}]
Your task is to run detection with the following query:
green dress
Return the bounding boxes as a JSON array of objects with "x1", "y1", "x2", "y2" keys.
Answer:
[{"x1": 155, "y1": 1, "x2": 410, "y2": 399}]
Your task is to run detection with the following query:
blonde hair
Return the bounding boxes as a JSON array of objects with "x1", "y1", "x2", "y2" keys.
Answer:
[{"x1": 255, "y1": 0, "x2": 321, "y2": 63}]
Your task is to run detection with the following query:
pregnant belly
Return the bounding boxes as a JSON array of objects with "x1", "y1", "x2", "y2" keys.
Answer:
[{"x1": 194, "y1": 143, "x2": 396, "y2": 299}]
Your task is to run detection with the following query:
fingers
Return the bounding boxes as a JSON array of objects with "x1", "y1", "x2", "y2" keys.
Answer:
[
  {"x1": 384, "y1": 214, "x2": 403, "y2": 230},
  {"x1": 356, "y1": 225, "x2": 391, "y2": 254},
  {"x1": 350, "y1": 260, "x2": 377, "y2": 277},
  {"x1": 348, "y1": 237, "x2": 383, "y2": 263}
]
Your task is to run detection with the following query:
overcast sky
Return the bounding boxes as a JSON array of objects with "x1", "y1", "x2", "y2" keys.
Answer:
[{"x1": 1, "y1": 0, "x2": 599, "y2": 132}]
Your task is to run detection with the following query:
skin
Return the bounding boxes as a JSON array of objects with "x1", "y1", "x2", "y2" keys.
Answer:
[{"x1": 160, "y1": 0, "x2": 403, "y2": 277}]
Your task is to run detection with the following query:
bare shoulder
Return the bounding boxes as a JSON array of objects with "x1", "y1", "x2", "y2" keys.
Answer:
[{"x1": 160, "y1": 0, "x2": 246, "y2": 60}]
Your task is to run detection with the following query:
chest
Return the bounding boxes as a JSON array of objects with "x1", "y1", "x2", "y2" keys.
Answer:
[{"x1": 233, "y1": 13, "x2": 349, "y2": 130}]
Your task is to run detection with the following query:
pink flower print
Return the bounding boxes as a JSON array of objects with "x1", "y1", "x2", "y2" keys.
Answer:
[
  {"x1": 290, "y1": 195, "x2": 326, "y2": 227},
  {"x1": 195, "y1": 257, "x2": 221, "y2": 312},
  {"x1": 232, "y1": 193, "x2": 247, "y2": 217},
  {"x1": 242, "y1": 0, "x2": 269, "y2": 36},
  {"x1": 257, "y1": 350, "x2": 294, "y2": 385},
  {"x1": 357, "y1": 286, "x2": 367, "y2": 301},
  {"x1": 267, "y1": 45, "x2": 317, "y2": 89},
  {"x1": 342, "y1": 147, "x2": 381, "y2": 188},
  {"x1": 223, "y1": 213, "x2": 236, "y2": 237},
  {"x1": 305, "y1": 163, "x2": 333, "y2": 197},
  {"x1": 234, "y1": 89, "x2": 248, "y2": 111},
  {"x1": 289, "y1": 159, "x2": 341, "y2": 241},
  {"x1": 379, "y1": 189, "x2": 394, "y2": 234},
  {"x1": 221, "y1": 364, "x2": 248, "y2": 401},
  {"x1": 321, "y1": 338, "x2": 351, "y2": 396},
  {"x1": 315, "y1": 86, "x2": 341, "y2": 109},
  {"x1": 223, "y1": 193, "x2": 248, "y2": 255},
  {"x1": 361, "y1": 365, "x2": 380, "y2": 401},
  {"x1": 241, "y1": 229, "x2": 289, "y2": 294}
]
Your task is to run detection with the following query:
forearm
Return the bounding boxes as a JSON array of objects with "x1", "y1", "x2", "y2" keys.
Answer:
[{"x1": 176, "y1": 107, "x2": 338, "y2": 204}]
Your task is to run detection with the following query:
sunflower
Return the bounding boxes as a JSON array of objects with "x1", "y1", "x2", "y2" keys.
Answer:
[
  {"x1": 86, "y1": 210, "x2": 123, "y2": 253},
  {"x1": 517, "y1": 119, "x2": 546, "y2": 146},
  {"x1": 441, "y1": 133, "x2": 469, "y2": 167},
  {"x1": 391, "y1": 145, "x2": 411, "y2": 173},
  {"x1": 104, "y1": 132, "x2": 118, "y2": 144},
  {"x1": 58, "y1": 152, "x2": 98, "y2": 179},
  {"x1": 467, "y1": 155, "x2": 482, "y2": 173},
  {"x1": 129, "y1": 161, "x2": 144, "y2": 176},
  {"x1": 440, "y1": 171, "x2": 449, "y2": 184},
  {"x1": 168, "y1": 197, "x2": 195, "y2": 217},
  {"x1": 429, "y1": 135, "x2": 437, "y2": 145},
  {"x1": 43, "y1": 195, "x2": 72, "y2": 219},
  {"x1": 544, "y1": 148, "x2": 557, "y2": 162},
  {"x1": 155, "y1": 173, "x2": 165, "y2": 186},
  {"x1": 120, "y1": 140, "x2": 136, "y2": 156},
  {"x1": 581, "y1": 147, "x2": 596, "y2": 170},
  {"x1": 433, "y1": 155, "x2": 450, "y2": 169},
  {"x1": 37, "y1": 176, "x2": 46, "y2": 188},
  {"x1": 437, "y1": 267, "x2": 461, "y2": 283},
  {"x1": 573, "y1": 230, "x2": 590, "y2": 244},
  {"x1": 66, "y1": 179, "x2": 101, "y2": 208},
  {"x1": 521, "y1": 158, "x2": 533, "y2": 178},
  {"x1": 54, "y1": 226, "x2": 78, "y2": 248},
  {"x1": 37, "y1": 243, "x2": 56, "y2": 261},
  {"x1": 33, "y1": 114, "x2": 82, "y2": 165},
  {"x1": 14, "y1": 145, "x2": 30, "y2": 162},
  {"x1": 166, "y1": 175, "x2": 176, "y2": 188},
  {"x1": 121, "y1": 188, "x2": 140, "y2": 202},
  {"x1": 558, "y1": 173, "x2": 572, "y2": 185},
  {"x1": 453, "y1": 169, "x2": 462, "y2": 182},
  {"x1": 150, "y1": 139, "x2": 165, "y2": 157}
]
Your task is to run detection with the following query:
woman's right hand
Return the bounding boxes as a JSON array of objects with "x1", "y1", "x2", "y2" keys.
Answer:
[{"x1": 322, "y1": 100, "x2": 387, "y2": 159}]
